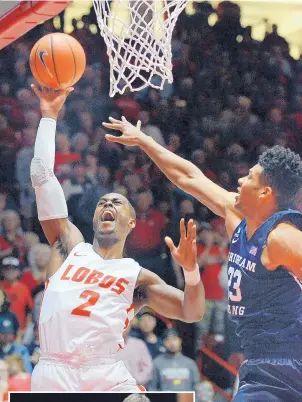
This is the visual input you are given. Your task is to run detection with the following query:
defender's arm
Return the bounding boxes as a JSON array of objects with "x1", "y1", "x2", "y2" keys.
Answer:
[
  {"x1": 104, "y1": 117, "x2": 241, "y2": 219},
  {"x1": 134, "y1": 269, "x2": 204, "y2": 323}
]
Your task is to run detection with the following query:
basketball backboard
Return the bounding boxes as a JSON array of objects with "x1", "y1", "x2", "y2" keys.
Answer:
[{"x1": 0, "y1": 1, "x2": 72, "y2": 50}]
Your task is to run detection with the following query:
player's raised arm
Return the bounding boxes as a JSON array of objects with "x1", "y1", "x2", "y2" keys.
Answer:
[
  {"x1": 103, "y1": 117, "x2": 238, "y2": 219},
  {"x1": 30, "y1": 85, "x2": 84, "y2": 265},
  {"x1": 134, "y1": 219, "x2": 205, "y2": 323}
]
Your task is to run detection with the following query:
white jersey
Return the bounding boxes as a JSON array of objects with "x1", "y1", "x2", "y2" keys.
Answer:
[{"x1": 39, "y1": 242, "x2": 141, "y2": 358}]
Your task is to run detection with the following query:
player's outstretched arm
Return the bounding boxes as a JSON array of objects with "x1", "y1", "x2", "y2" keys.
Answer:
[
  {"x1": 103, "y1": 117, "x2": 238, "y2": 219},
  {"x1": 134, "y1": 219, "x2": 205, "y2": 323},
  {"x1": 30, "y1": 85, "x2": 84, "y2": 271}
]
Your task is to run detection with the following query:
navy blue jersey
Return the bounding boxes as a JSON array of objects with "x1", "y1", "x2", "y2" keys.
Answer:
[{"x1": 228, "y1": 209, "x2": 302, "y2": 359}]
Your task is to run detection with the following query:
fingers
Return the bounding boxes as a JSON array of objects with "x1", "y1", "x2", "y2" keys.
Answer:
[
  {"x1": 165, "y1": 236, "x2": 176, "y2": 253},
  {"x1": 31, "y1": 84, "x2": 74, "y2": 98},
  {"x1": 65, "y1": 87, "x2": 74, "y2": 96},
  {"x1": 180, "y1": 218, "x2": 186, "y2": 240},
  {"x1": 30, "y1": 84, "x2": 41, "y2": 97},
  {"x1": 102, "y1": 122, "x2": 123, "y2": 131},
  {"x1": 105, "y1": 134, "x2": 128, "y2": 144},
  {"x1": 109, "y1": 116, "x2": 123, "y2": 124},
  {"x1": 122, "y1": 116, "x2": 141, "y2": 131},
  {"x1": 103, "y1": 117, "x2": 124, "y2": 131},
  {"x1": 187, "y1": 219, "x2": 196, "y2": 242}
]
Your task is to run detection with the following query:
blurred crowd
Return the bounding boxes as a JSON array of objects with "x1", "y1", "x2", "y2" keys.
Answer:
[{"x1": 0, "y1": 1, "x2": 302, "y2": 401}]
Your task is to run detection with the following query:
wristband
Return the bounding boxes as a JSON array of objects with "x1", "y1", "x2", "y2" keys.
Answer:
[{"x1": 184, "y1": 265, "x2": 200, "y2": 286}]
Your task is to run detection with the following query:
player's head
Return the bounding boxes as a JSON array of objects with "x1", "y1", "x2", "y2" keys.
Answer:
[
  {"x1": 123, "y1": 395, "x2": 150, "y2": 402},
  {"x1": 93, "y1": 193, "x2": 136, "y2": 248},
  {"x1": 235, "y1": 146, "x2": 302, "y2": 216}
]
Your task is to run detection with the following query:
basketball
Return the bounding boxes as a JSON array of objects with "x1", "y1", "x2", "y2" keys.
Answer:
[{"x1": 29, "y1": 33, "x2": 86, "y2": 90}]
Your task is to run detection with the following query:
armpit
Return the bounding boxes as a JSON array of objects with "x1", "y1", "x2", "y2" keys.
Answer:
[
  {"x1": 133, "y1": 285, "x2": 148, "y2": 304},
  {"x1": 53, "y1": 238, "x2": 69, "y2": 259}
]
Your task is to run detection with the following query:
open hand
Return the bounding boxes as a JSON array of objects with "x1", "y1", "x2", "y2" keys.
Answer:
[
  {"x1": 31, "y1": 84, "x2": 73, "y2": 120},
  {"x1": 103, "y1": 116, "x2": 144, "y2": 146},
  {"x1": 165, "y1": 219, "x2": 197, "y2": 272}
]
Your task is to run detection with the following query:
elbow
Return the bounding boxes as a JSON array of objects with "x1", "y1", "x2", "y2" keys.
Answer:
[
  {"x1": 175, "y1": 168, "x2": 201, "y2": 191},
  {"x1": 175, "y1": 173, "x2": 193, "y2": 192},
  {"x1": 183, "y1": 310, "x2": 205, "y2": 324}
]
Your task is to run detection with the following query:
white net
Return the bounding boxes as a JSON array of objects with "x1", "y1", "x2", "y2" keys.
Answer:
[{"x1": 93, "y1": 0, "x2": 189, "y2": 97}]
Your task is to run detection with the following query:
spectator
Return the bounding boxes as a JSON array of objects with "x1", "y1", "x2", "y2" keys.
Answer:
[
  {"x1": 195, "y1": 225, "x2": 228, "y2": 352},
  {"x1": 0, "y1": 360, "x2": 9, "y2": 401},
  {"x1": 71, "y1": 132, "x2": 89, "y2": 157},
  {"x1": 0, "y1": 211, "x2": 26, "y2": 262},
  {"x1": 54, "y1": 134, "x2": 81, "y2": 171},
  {"x1": 148, "y1": 329, "x2": 200, "y2": 391},
  {"x1": 126, "y1": 190, "x2": 166, "y2": 275},
  {"x1": 195, "y1": 381, "x2": 215, "y2": 402},
  {"x1": 20, "y1": 244, "x2": 50, "y2": 294},
  {"x1": 0, "y1": 4, "x2": 301, "y2": 397},
  {"x1": 0, "y1": 316, "x2": 32, "y2": 373},
  {"x1": 118, "y1": 324, "x2": 153, "y2": 387},
  {"x1": 0, "y1": 257, "x2": 33, "y2": 331},
  {"x1": 15, "y1": 129, "x2": 36, "y2": 230},
  {"x1": 26, "y1": 322, "x2": 40, "y2": 361},
  {"x1": 93, "y1": 126, "x2": 122, "y2": 173},
  {"x1": 138, "y1": 110, "x2": 166, "y2": 146},
  {"x1": 0, "y1": 193, "x2": 17, "y2": 225},
  {"x1": 5, "y1": 353, "x2": 31, "y2": 391},
  {"x1": 0, "y1": 288, "x2": 19, "y2": 338},
  {"x1": 75, "y1": 165, "x2": 112, "y2": 241},
  {"x1": 114, "y1": 90, "x2": 141, "y2": 121},
  {"x1": 263, "y1": 24, "x2": 288, "y2": 50},
  {"x1": 137, "y1": 312, "x2": 164, "y2": 359},
  {"x1": 61, "y1": 161, "x2": 91, "y2": 202}
]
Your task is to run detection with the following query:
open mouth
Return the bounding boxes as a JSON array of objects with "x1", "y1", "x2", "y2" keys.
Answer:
[{"x1": 101, "y1": 210, "x2": 116, "y2": 222}]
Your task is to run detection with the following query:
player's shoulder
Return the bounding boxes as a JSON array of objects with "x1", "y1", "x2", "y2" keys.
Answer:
[
  {"x1": 268, "y1": 222, "x2": 302, "y2": 246},
  {"x1": 264, "y1": 221, "x2": 302, "y2": 270},
  {"x1": 70, "y1": 241, "x2": 92, "y2": 256}
]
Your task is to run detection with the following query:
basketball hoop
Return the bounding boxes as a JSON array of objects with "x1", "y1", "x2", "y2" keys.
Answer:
[{"x1": 93, "y1": 0, "x2": 189, "y2": 97}]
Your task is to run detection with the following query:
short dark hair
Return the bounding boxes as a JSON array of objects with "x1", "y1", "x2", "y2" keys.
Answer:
[
  {"x1": 258, "y1": 145, "x2": 302, "y2": 208},
  {"x1": 123, "y1": 395, "x2": 150, "y2": 402}
]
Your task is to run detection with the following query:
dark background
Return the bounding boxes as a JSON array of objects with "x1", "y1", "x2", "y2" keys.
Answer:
[{"x1": 10, "y1": 393, "x2": 179, "y2": 402}]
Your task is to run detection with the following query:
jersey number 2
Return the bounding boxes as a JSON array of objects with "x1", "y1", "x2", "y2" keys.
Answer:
[
  {"x1": 71, "y1": 290, "x2": 100, "y2": 317},
  {"x1": 228, "y1": 266, "x2": 242, "y2": 302}
]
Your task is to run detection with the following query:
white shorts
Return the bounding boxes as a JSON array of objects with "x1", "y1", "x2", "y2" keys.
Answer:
[{"x1": 31, "y1": 354, "x2": 145, "y2": 392}]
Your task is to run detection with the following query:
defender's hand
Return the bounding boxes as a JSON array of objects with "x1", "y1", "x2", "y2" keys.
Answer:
[
  {"x1": 165, "y1": 219, "x2": 197, "y2": 272},
  {"x1": 31, "y1": 84, "x2": 74, "y2": 120},
  {"x1": 103, "y1": 116, "x2": 145, "y2": 146}
]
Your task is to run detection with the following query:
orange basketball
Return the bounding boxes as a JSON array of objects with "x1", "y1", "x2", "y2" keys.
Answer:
[{"x1": 29, "y1": 33, "x2": 86, "y2": 90}]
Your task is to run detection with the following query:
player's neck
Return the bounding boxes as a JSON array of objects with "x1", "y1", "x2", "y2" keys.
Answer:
[
  {"x1": 92, "y1": 237, "x2": 125, "y2": 260},
  {"x1": 245, "y1": 205, "x2": 278, "y2": 240}
]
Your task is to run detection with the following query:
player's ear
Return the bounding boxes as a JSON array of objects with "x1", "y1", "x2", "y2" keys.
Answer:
[
  {"x1": 259, "y1": 186, "x2": 273, "y2": 199},
  {"x1": 128, "y1": 218, "x2": 136, "y2": 231}
]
